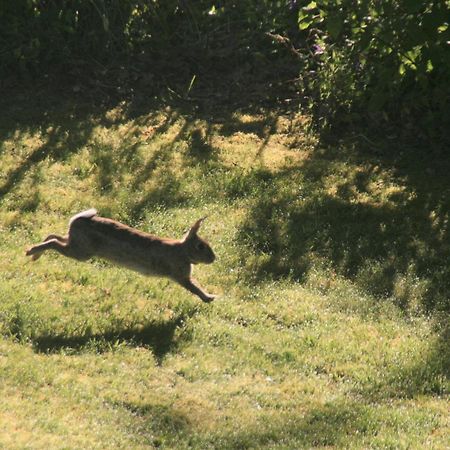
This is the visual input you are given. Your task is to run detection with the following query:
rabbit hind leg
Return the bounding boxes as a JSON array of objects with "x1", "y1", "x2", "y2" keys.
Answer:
[{"x1": 26, "y1": 236, "x2": 88, "y2": 261}]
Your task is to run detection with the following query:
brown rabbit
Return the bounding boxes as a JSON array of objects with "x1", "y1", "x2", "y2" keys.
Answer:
[{"x1": 26, "y1": 209, "x2": 216, "y2": 302}]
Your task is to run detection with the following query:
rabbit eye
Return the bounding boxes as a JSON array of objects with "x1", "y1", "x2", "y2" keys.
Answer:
[{"x1": 196, "y1": 242, "x2": 206, "y2": 251}]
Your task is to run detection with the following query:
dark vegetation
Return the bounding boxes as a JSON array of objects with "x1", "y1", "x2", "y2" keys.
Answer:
[{"x1": 2, "y1": 1, "x2": 449, "y2": 142}]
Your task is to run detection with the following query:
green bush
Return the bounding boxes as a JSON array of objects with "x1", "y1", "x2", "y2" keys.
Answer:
[{"x1": 297, "y1": 0, "x2": 450, "y2": 143}]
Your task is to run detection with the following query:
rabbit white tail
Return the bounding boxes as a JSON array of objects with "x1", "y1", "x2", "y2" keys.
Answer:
[{"x1": 69, "y1": 208, "x2": 97, "y2": 225}]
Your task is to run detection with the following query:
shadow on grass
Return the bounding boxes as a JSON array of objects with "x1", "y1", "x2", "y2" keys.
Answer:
[
  {"x1": 0, "y1": 113, "x2": 91, "y2": 197},
  {"x1": 132, "y1": 402, "x2": 373, "y2": 448},
  {"x1": 0, "y1": 83, "x2": 279, "y2": 227},
  {"x1": 108, "y1": 396, "x2": 439, "y2": 448},
  {"x1": 185, "y1": 126, "x2": 219, "y2": 165},
  {"x1": 31, "y1": 315, "x2": 187, "y2": 364},
  {"x1": 236, "y1": 144, "x2": 450, "y2": 314},
  {"x1": 108, "y1": 397, "x2": 383, "y2": 448},
  {"x1": 248, "y1": 404, "x2": 372, "y2": 449}
]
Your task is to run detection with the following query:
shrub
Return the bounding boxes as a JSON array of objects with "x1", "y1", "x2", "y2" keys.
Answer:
[{"x1": 296, "y1": 0, "x2": 450, "y2": 144}]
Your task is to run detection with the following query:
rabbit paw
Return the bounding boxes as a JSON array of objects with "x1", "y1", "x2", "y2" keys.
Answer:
[
  {"x1": 25, "y1": 248, "x2": 41, "y2": 260},
  {"x1": 202, "y1": 293, "x2": 217, "y2": 303}
]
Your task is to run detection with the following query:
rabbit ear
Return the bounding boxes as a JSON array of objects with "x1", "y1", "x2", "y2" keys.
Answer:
[{"x1": 184, "y1": 217, "x2": 206, "y2": 240}]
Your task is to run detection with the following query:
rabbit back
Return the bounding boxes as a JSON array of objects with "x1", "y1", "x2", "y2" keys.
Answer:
[{"x1": 70, "y1": 215, "x2": 190, "y2": 278}]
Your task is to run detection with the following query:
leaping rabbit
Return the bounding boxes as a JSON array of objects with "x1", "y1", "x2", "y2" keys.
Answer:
[{"x1": 26, "y1": 209, "x2": 217, "y2": 302}]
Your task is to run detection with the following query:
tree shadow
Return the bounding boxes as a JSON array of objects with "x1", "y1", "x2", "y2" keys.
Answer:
[
  {"x1": 236, "y1": 143, "x2": 450, "y2": 313},
  {"x1": 219, "y1": 114, "x2": 275, "y2": 140},
  {"x1": 31, "y1": 314, "x2": 188, "y2": 364},
  {"x1": 108, "y1": 391, "x2": 391, "y2": 448},
  {"x1": 185, "y1": 126, "x2": 218, "y2": 164},
  {"x1": 0, "y1": 109, "x2": 95, "y2": 198},
  {"x1": 0, "y1": 77, "x2": 285, "y2": 218},
  {"x1": 112, "y1": 393, "x2": 442, "y2": 448}
]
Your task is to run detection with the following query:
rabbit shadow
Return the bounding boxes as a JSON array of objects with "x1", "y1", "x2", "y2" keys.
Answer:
[{"x1": 31, "y1": 314, "x2": 188, "y2": 364}]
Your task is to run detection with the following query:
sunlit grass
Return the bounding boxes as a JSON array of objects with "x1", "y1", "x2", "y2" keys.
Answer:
[{"x1": 0, "y1": 91, "x2": 448, "y2": 449}]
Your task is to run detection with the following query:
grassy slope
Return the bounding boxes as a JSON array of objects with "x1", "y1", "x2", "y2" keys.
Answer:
[{"x1": 0, "y1": 90, "x2": 448, "y2": 449}]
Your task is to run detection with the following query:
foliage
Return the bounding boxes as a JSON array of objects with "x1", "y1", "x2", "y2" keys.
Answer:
[{"x1": 296, "y1": 0, "x2": 450, "y2": 143}]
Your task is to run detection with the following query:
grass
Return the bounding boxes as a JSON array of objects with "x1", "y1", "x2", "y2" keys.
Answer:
[{"x1": 0, "y1": 87, "x2": 449, "y2": 449}]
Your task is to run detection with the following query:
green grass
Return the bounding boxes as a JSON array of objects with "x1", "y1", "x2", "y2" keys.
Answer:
[{"x1": 0, "y1": 89, "x2": 448, "y2": 449}]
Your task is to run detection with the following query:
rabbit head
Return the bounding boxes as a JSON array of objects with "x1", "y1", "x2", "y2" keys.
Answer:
[{"x1": 183, "y1": 218, "x2": 216, "y2": 264}]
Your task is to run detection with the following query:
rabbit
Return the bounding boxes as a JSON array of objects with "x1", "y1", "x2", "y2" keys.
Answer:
[{"x1": 26, "y1": 209, "x2": 217, "y2": 302}]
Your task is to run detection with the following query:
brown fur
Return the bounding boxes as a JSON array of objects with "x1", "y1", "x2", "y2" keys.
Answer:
[{"x1": 26, "y1": 209, "x2": 216, "y2": 302}]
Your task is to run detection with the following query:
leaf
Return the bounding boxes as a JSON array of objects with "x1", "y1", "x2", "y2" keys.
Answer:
[
  {"x1": 422, "y1": 8, "x2": 446, "y2": 35},
  {"x1": 304, "y1": 1, "x2": 317, "y2": 11},
  {"x1": 298, "y1": 9, "x2": 314, "y2": 30},
  {"x1": 299, "y1": 19, "x2": 313, "y2": 30}
]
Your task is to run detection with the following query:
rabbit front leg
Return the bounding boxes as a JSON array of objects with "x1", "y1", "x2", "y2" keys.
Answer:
[{"x1": 176, "y1": 276, "x2": 216, "y2": 303}]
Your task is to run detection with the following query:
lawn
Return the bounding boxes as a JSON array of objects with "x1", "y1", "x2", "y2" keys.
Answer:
[{"x1": 0, "y1": 87, "x2": 448, "y2": 449}]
